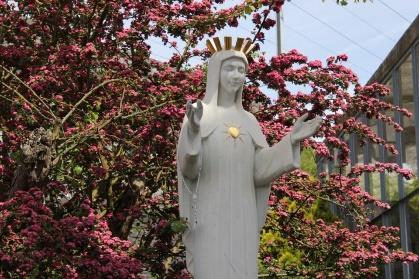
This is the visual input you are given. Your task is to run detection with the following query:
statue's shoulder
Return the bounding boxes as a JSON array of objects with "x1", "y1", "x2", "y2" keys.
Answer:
[
  {"x1": 242, "y1": 110, "x2": 260, "y2": 127},
  {"x1": 241, "y1": 110, "x2": 268, "y2": 147}
]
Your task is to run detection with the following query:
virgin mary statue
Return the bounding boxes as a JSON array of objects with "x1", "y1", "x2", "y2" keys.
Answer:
[{"x1": 177, "y1": 37, "x2": 321, "y2": 279}]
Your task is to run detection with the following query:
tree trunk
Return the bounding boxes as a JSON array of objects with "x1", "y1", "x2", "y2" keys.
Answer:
[{"x1": 9, "y1": 127, "x2": 53, "y2": 196}]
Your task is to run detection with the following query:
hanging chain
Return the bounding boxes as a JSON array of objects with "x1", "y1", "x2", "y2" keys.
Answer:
[{"x1": 182, "y1": 167, "x2": 202, "y2": 229}]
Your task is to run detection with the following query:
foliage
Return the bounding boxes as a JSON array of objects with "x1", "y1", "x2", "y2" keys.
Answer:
[
  {"x1": 0, "y1": 0, "x2": 417, "y2": 278},
  {"x1": 0, "y1": 188, "x2": 141, "y2": 278}
]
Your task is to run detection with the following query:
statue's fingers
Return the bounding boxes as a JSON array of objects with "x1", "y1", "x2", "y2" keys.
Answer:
[
  {"x1": 307, "y1": 116, "x2": 321, "y2": 125},
  {"x1": 299, "y1": 113, "x2": 309, "y2": 123},
  {"x1": 196, "y1": 99, "x2": 203, "y2": 110},
  {"x1": 310, "y1": 119, "x2": 321, "y2": 130},
  {"x1": 308, "y1": 115, "x2": 319, "y2": 121},
  {"x1": 314, "y1": 119, "x2": 322, "y2": 129},
  {"x1": 294, "y1": 113, "x2": 307, "y2": 126},
  {"x1": 196, "y1": 100, "x2": 203, "y2": 119},
  {"x1": 304, "y1": 119, "x2": 316, "y2": 127},
  {"x1": 316, "y1": 119, "x2": 322, "y2": 128},
  {"x1": 311, "y1": 120, "x2": 321, "y2": 128},
  {"x1": 314, "y1": 122, "x2": 322, "y2": 133},
  {"x1": 186, "y1": 101, "x2": 193, "y2": 119}
]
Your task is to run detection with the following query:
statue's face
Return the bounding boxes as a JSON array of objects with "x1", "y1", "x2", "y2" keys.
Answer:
[{"x1": 219, "y1": 57, "x2": 246, "y2": 96}]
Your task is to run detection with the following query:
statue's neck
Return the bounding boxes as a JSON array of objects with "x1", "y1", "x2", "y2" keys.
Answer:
[
  {"x1": 217, "y1": 89, "x2": 237, "y2": 108},
  {"x1": 213, "y1": 107, "x2": 243, "y2": 124}
]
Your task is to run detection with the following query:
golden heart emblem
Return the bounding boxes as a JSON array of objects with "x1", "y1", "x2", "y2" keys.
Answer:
[{"x1": 228, "y1": 127, "x2": 240, "y2": 138}]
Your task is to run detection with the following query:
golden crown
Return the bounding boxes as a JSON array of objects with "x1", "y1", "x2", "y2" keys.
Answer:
[{"x1": 206, "y1": 37, "x2": 256, "y2": 56}]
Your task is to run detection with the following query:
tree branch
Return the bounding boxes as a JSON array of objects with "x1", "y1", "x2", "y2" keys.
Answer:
[
  {"x1": 1, "y1": 81, "x2": 51, "y2": 121},
  {"x1": 251, "y1": 2, "x2": 274, "y2": 44},
  {"x1": 1, "y1": 65, "x2": 57, "y2": 120},
  {"x1": 61, "y1": 79, "x2": 122, "y2": 125}
]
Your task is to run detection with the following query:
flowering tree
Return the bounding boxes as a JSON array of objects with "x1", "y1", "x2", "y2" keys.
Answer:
[{"x1": 0, "y1": 0, "x2": 417, "y2": 278}]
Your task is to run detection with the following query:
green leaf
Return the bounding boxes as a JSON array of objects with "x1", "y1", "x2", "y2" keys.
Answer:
[
  {"x1": 300, "y1": 147, "x2": 317, "y2": 178},
  {"x1": 84, "y1": 111, "x2": 99, "y2": 124},
  {"x1": 170, "y1": 219, "x2": 188, "y2": 233},
  {"x1": 244, "y1": 5, "x2": 254, "y2": 15},
  {"x1": 73, "y1": 165, "x2": 83, "y2": 175}
]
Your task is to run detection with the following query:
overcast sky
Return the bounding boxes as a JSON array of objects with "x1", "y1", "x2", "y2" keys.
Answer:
[{"x1": 148, "y1": 0, "x2": 418, "y2": 87}]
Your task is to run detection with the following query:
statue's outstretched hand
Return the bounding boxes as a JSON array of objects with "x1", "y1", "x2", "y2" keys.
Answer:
[
  {"x1": 186, "y1": 100, "x2": 203, "y2": 132},
  {"x1": 290, "y1": 113, "x2": 322, "y2": 144}
]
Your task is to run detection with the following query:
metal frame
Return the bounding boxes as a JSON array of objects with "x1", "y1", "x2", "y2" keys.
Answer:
[
  {"x1": 353, "y1": 40, "x2": 419, "y2": 278},
  {"x1": 392, "y1": 66, "x2": 412, "y2": 278},
  {"x1": 327, "y1": 150, "x2": 339, "y2": 216},
  {"x1": 363, "y1": 115, "x2": 371, "y2": 194},
  {"x1": 412, "y1": 43, "x2": 419, "y2": 190},
  {"x1": 314, "y1": 38, "x2": 419, "y2": 279},
  {"x1": 349, "y1": 133, "x2": 356, "y2": 165},
  {"x1": 408, "y1": 41, "x2": 419, "y2": 279}
]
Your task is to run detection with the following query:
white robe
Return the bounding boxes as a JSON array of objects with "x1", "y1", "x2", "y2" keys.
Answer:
[{"x1": 177, "y1": 105, "x2": 300, "y2": 279}]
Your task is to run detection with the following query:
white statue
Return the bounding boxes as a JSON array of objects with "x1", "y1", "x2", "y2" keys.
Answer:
[{"x1": 177, "y1": 37, "x2": 321, "y2": 279}]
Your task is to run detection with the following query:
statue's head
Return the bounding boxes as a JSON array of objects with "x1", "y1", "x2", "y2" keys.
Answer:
[
  {"x1": 219, "y1": 57, "x2": 246, "y2": 97},
  {"x1": 203, "y1": 37, "x2": 255, "y2": 108}
]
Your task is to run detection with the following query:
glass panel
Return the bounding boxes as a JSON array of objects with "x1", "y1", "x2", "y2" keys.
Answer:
[
  {"x1": 388, "y1": 205, "x2": 402, "y2": 279},
  {"x1": 376, "y1": 214, "x2": 385, "y2": 278},
  {"x1": 355, "y1": 124, "x2": 366, "y2": 191},
  {"x1": 342, "y1": 134, "x2": 351, "y2": 175},
  {"x1": 326, "y1": 151, "x2": 339, "y2": 216},
  {"x1": 384, "y1": 78, "x2": 399, "y2": 203},
  {"x1": 394, "y1": 263, "x2": 403, "y2": 279},
  {"x1": 377, "y1": 265, "x2": 385, "y2": 278},
  {"x1": 399, "y1": 53, "x2": 418, "y2": 197},
  {"x1": 414, "y1": 43, "x2": 419, "y2": 279},
  {"x1": 377, "y1": 219, "x2": 390, "y2": 279},
  {"x1": 349, "y1": 133, "x2": 356, "y2": 165},
  {"x1": 369, "y1": 118, "x2": 381, "y2": 199},
  {"x1": 417, "y1": 42, "x2": 419, "y2": 67},
  {"x1": 374, "y1": 212, "x2": 399, "y2": 278},
  {"x1": 328, "y1": 149, "x2": 334, "y2": 174},
  {"x1": 408, "y1": 191, "x2": 419, "y2": 278},
  {"x1": 317, "y1": 159, "x2": 325, "y2": 175}
]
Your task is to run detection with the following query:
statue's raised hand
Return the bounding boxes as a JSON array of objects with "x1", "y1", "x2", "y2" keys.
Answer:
[
  {"x1": 186, "y1": 100, "x2": 203, "y2": 132},
  {"x1": 290, "y1": 113, "x2": 322, "y2": 144}
]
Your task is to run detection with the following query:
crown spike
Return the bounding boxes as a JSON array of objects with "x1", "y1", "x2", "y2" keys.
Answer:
[
  {"x1": 234, "y1": 38, "x2": 244, "y2": 51},
  {"x1": 206, "y1": 37, "x2": 255, "y2": 57},
  {"x1": 244, "y1": 43, "x2": 256, "y2": 55},
  {"x1": 224, "y1": 37, "x2": 232, "y2": 50},
  {"x1": 242, "y1": 40, "x2": 253, "y2": 54},
  {"x1": 206, "y1": 39, "x2": 217, "y2": 54},
  {"x1": 213, "y1": 37, "x2": 223, "y2": 51}
]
